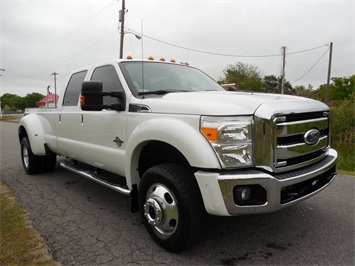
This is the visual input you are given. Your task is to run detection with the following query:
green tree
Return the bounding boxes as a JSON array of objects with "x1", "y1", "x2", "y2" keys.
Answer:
[
  {"x1": 263, "y1": 75, "x2": 278, "y2": 93},
  {"x1": 262, "y1": 75, "x2": 294, "y2": 94},
  {"x1": 316, "y1": 75, "x2": 355, "y2": 102},
  {"x1": 329, "y1": 75, "x2": 355, "y2": 100},
  {"x1": 0, "y1": 92, "x2": 45, "y2": 111},
  {"x1": 22, "y1": 93, "x2": 44, "y2": 109},
  {"x1": 2, "y1": 104, "x2": 14, "y2": 112},
  {"x1": 0, "y1": 93, "x2": 22, "y2": 110},
  {"x1": 219, "y1": 62, "x2": 263, "y2": 92},
  {"x1": 283, "y1": 81, "x2": 295, "y2": 95},
  {"x1": 294, "y1": 84, "x2": 316, "y2": 99}
]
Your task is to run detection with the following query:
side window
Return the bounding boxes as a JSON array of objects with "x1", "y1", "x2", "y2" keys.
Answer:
[
  {"x1": 91, "y1": 65, "x2": 124, "y2": 105},
  {"x1": 62, "y1": 70, "x2": 87, "y2": 106}
]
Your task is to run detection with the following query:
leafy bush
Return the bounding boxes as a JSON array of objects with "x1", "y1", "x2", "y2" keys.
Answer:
[{"x1": 330, "y1": 92, "x2": 355, "y2": 172}]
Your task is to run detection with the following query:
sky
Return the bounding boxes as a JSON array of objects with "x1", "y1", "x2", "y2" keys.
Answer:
[{"x1": 0, "y1": 0, "x2": 354, "y2": 97}]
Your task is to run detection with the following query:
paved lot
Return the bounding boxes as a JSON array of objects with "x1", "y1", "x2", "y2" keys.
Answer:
[{"x1": 1, "y1": 121, "x2": 354, "y2": 265}]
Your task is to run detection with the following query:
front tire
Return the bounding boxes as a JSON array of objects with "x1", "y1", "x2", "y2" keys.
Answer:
[{"x1": 139, "y1": 163, "x2": 204, "y2": 252}]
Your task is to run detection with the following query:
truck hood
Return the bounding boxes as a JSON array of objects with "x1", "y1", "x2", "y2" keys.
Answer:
[{"x1": 133, "y1": 91, "x2": 328, "y2": 116}]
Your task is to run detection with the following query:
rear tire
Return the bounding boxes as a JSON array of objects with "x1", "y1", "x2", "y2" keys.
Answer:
[
  {"x1": 139, "y1": 163, "x2": 204, "y2": 252},
  {"x1": 20, "y1": 137, "x2": 41, "y2": 175},
  {"x1": 20, "y1": 137, "x2": 57, "y2": 174}
]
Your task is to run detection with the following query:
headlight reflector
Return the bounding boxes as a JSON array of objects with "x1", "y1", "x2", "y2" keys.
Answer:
[{"x1": 201, "y1": 116, "x2": 253, "y2": 168}]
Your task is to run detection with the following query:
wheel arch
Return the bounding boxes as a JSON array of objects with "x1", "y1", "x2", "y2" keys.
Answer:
[
  {"x1": 18, "y1": 114, "x2": 47, "y2": 155},
  {"x1": 138, "y1": 141, "x2": 191, "y2": 177},
  {"x1": 125, "y1": 117, "x2": 221, "y2": 189},
  {"x1": 18, "y1": 125, "x2": 28, "y2": 142}
]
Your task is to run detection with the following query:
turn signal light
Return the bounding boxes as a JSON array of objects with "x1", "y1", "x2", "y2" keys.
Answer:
[
  {"x1": 201, "y1": 127, "x2": 218, "y2": 142},
  {"x1": 80, "y1": 95, "x2": 85, "y2": 105}
]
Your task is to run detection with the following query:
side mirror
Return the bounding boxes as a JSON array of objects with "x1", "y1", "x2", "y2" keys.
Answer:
[
  {"x1": 81, "y1": 81, "x2": 125, "y2": 111},
  {"x1": 81, "y1": 81, "x2": 104, "y2": 111}
]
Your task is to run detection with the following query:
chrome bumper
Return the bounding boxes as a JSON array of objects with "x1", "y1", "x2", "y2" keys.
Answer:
[{"x1": 195, "y1": 149, "x2": 337, "y2": 216}]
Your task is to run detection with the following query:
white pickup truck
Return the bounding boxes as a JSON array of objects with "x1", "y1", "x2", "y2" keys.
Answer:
[{"x1": 19, "y1": 58, "x2": 337, "y2": 251}]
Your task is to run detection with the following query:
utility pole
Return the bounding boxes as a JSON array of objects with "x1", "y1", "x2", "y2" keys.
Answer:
[
  {"x1": 280, "y1": 46, "x2": 286, "y2": 94},
  {"x1": 47, "y1": 85, "x2": 50, "y2": 108},
  {"x1": 325, "y1": 42, "x2": 333, "y2": 104},
  {"x1": 119, "y1": 0, "x2": 126, "y2": 59},
  {"x1": 51, "y1": 72, "x2": 58, "y2": 108}
]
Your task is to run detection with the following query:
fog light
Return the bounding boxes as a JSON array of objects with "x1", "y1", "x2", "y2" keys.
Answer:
[
  {"x1": 233, "y1": 185, "x2": 267, "y2": 206},
  {"x1": 236, "y1": 187, "x2": 251, "y2": 201}
]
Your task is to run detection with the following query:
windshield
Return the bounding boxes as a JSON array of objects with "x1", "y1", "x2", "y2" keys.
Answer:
[{"x1": 119, "y1": 61, "x2": 224, "y2": 96}]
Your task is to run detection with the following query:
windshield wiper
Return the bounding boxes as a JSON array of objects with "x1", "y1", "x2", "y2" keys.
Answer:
[{"x1": 138, "y1": 89, "x2": 188, "y2": 96}]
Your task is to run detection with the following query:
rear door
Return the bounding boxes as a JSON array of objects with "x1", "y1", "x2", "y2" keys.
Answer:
[{"x1": 56, "y1": 70, "x2": 87, "y2": 158}]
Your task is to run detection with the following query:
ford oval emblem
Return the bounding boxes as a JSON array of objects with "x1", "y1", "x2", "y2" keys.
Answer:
[{"x1": 304, "y1": 129, "x2": 321, "y2": 145}]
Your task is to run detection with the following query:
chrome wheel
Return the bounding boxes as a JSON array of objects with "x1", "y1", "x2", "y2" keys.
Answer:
[
  {"x1": 22, "y1": 144, "x2": 29, "y2": 169},
  {"x1": 144, "y1": 183, "x2": 179, "y2": 238},
  {"x1": 139, "y1": 164, "x2": 204, "y2": 251},
  {"x1": 20, "y1": 137, "x2": 42, "y2": 175}
]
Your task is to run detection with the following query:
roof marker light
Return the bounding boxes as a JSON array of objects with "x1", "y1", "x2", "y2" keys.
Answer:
[
  {"x1": 126, "y1": 55, "x2": 133, "y2": 59},
  {"x1": 170, "y1": 59, "x2": 176, "y2": 63},
  {"x1": 159, "y1": 57, "x2": 166, "y2": 61},
  {"x1": 148, "y1": 56, "x2": 154, "y2": 60}
]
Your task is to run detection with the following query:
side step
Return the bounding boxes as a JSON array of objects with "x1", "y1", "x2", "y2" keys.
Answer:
[{"x1": 60, "y1": 161, "x2": 131, "y2": 196}]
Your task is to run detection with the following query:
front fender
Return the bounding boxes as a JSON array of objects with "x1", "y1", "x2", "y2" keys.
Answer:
[
  {"x1": 19, "y1": 114, "x2": 47, "y2": 156},
  {"x1": 125, "y1": 117, "x2": 221, "y2": 187}
]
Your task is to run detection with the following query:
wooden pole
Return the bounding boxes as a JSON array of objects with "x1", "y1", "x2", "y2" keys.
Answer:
[
  {"x1": 325, "y1": 42, "x2": 333, "y2": 104},
  {"x1": 119, "y1": 0, "x2": 125, "y2": 59}
]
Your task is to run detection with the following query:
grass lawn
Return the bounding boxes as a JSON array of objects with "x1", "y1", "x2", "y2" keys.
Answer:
[
  {"x1": 0, "y1": 116, "x2": 17, "y2": 121},
  {"x1": 0, "y1": 181, "x2": 57, "y2": 265}
]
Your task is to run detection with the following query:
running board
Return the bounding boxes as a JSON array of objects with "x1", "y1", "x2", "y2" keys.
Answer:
[{"x1": 60, "y1": 161, "x2": 130, "y2": 196}]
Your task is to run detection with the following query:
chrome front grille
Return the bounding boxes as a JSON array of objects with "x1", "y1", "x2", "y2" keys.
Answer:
[
  {"x1": 274, "y1": 112, "x2": 330, "y2": 172},
  {"x1": 255, "y1": 111, "x2": 330, "y2": 173}
]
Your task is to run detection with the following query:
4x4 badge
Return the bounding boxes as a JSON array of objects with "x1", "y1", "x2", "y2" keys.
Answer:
[
  {"x1": 113, "y1": 136, "x2": 124, "y2": 147},
  {"x1": 304, "y1": 129, "x2": 321, "y2": 145}
]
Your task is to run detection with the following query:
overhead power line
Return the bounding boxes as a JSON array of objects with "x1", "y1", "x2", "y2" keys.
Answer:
[
  {"x1": 128, "y1": 29, "x2": 279, "y2": 58},
  {"x1": 292, "y1": 48, "x2": 330, "y2": 84},
  {"x1": 31, "y1": 28, "x2": 117, "y2": 77},
  {"x1": 127, "y1": 28, "x2": 327, "y2": 58},
  {"x1": 286, "y1": 44, "x2": 328, "y2": 55},
  {"x1": 22, "y1": 0, "x2": 115, "y2": 65}
]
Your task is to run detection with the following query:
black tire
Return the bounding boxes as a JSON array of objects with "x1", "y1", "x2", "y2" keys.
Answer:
[
  {"x1": 41, "y1": 155, "x2": 57, "y2": 172},
  {"x1": 139, "y1": 163, "x2": 204, "y2": 252},
  {"x1": 20, "y1": 137, "x2": 42, "y2": 175}
]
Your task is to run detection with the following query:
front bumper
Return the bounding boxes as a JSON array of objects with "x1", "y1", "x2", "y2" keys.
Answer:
[{"x1": 195, "y1": 149, "x2": 337, "y2": 216}]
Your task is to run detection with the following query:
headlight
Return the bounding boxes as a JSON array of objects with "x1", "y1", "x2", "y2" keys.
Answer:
[{"x1": 201, "y1": 116, "x2": 253, "y2": 168}]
